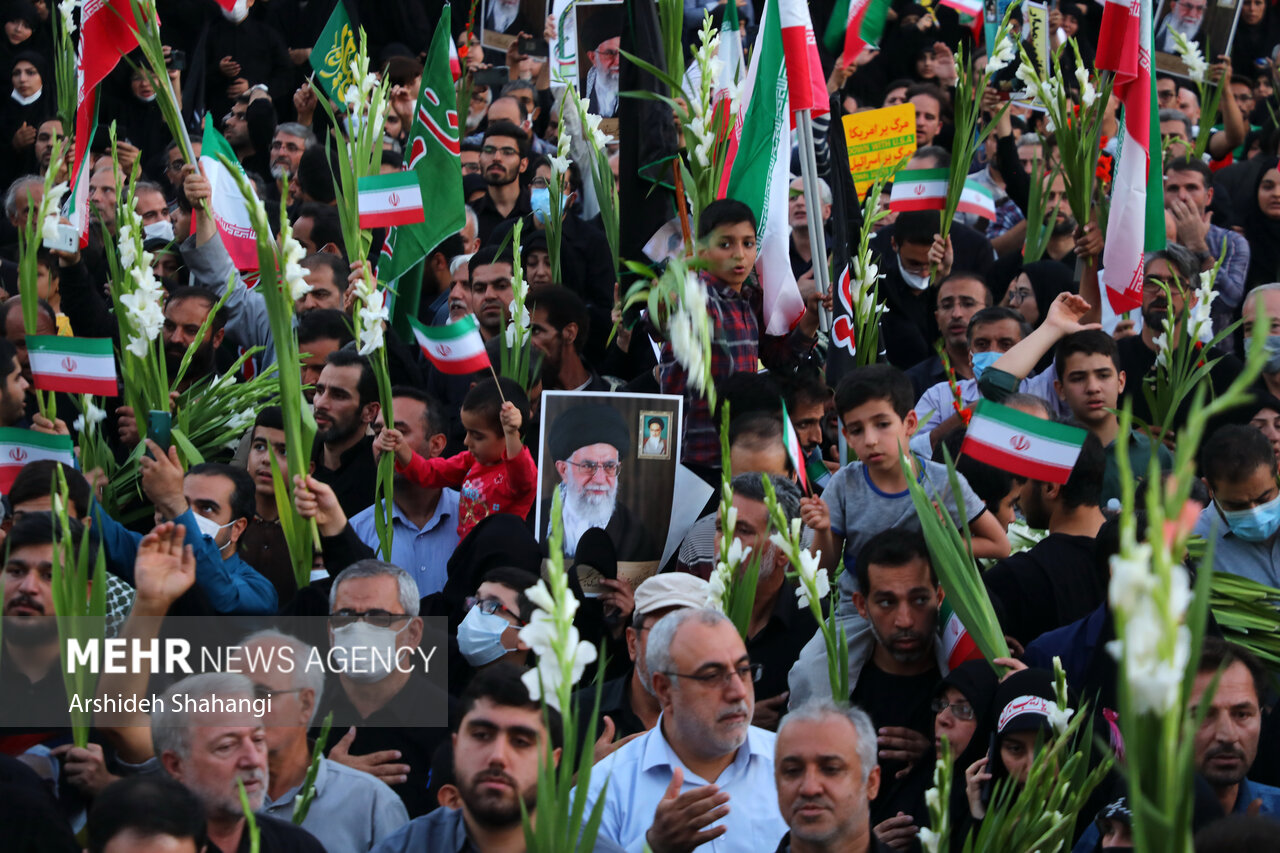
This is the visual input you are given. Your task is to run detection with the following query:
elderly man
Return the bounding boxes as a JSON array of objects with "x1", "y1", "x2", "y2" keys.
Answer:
[
  {"x1": 773, "y1": 700, "x2": 893, "y2": 853},
  {"x1": 581, "y1": 6, "x2": 622, "y2": 117},
  {"x1": 373, "y1": 664, "x2": 625, "y2": 852},
  {"x1": 316, "y1": 560, "x2": 450, "y2": 818},
  {"x1": 580, "y1": 608, "x2": 789, "y2": 852},
  {"x1": 548, "y1": 403, "x2": 657, "y2": 562},
  {"x1": 153, "y1": 671, "x2": 325, "y2": 853},
  {"x1": 242, "y1": 630, "x2": 410, "y2": 851},
  {"x1": 789, "y1": 176, "x2": 832, "y2": 278}
]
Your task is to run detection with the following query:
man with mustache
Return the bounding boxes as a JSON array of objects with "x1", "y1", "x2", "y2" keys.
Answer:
[
  {"x1": 371, "y1": 663, "x2": 626, "y2": 852},
  {"x1": 1189, "y1": 639, "x2": 1280, "y2": 818},
  {"x1": 547, "y1": 403, "x2": 656, "y2": 562},
  {"x1": 162, "y1": 287, "x2": 229, "y2": 389},
  {"x1": 581, "y1": 8, "x2": 622, "y2": 118},
  {"x1": 773, "y1": 700, "x2": 895, "y2": 853},
  {"x1": 579, "y1": 608, "x2": 789, "y2": 852},
  {"x1": 848, "y1": 529, "x2": 948, "y2": 829},
  {"x1": 153, "y1": 672, "x2": 326, "y2": 853},
  {"x1": 312, "y1": 350, "x2": 380, "y2": 518}
]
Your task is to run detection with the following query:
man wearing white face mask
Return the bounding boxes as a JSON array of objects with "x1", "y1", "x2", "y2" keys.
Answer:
[
  {"x1": 456, "y1": 567, "x2": 534, "y2": 671},
  {"x1": 316, "y1": 560, "x2": 453, "y2": 819},
  {"x1": 89, "y1": 448, "x2": 278, "y2": 615},
  {"x1": 1194, "y1": 424, "x2": 1280, "y2": 588},
  {"x1": 135, "y1": 180, "x2": 176, "y2": 244}
]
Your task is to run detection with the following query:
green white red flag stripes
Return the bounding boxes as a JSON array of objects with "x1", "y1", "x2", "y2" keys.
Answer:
[
  {"x1": 409, "y1": 315, "x2": 491, "y2": 375},
  {"x1": 358, "y1": 172, "x2": 425, "y2": 229},
  {"x1": 889, "y1": 168, "x2": 948, "y2": 212},
  {"x1": 957, "y1": 178, "x2": 996, "y2": 221},
  {"x1": 939, "y1": 0, "x2": 983, "y2": 16},
  {"x1": 0, "y1": 428, "x2": 75, "y2": 493},
  {"x1": 940, "y1": 599, "x2": 984, "y2": 670},
  {"x1": 720, "y1": 0, "x2": 806, "y2": 336},
  {"x1": 831, "y1": 0, "x2": 893, "y2": 68},
  {"x1": 779, "y1": 0, "x2": 828, "y2": 116},
  {"x1": 1097, "y1": 0, "x2": 1163, "y2": 313},
  {"x1": 199, "y1": 117, "x2": 262, "y2": 274},
  {"x1": 781, "y1": 399, "x2": 809, "y2": 494},
  {"x1": 27, "y1": 336, "x2": 117, "y2": 396},
  {"x1": 961, "y1": 400, "x2": 1087, "y2": 484},
  {"x1": 714, "y1": 0, "x2": 744, "y2": 106}
]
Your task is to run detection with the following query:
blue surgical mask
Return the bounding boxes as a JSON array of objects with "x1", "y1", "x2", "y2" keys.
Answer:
[
  {"x1": 457, "y1": 606, "x2": 512, "y2": 666},
  {"x1": 1243, "y1": 335, "x2": 1280, "y2": 374},
  {"x1": 971, "y1": 351, "x2": 1001, "y2": 381},
  {"x1": 530, "y1": 187, "x2": 564, "y2": 225},
  {"x1": 1219, "y1": 492, "x2": 1280, "y2": 542}
]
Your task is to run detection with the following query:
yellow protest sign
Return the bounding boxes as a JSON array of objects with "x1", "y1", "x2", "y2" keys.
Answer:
[{"x1": 842, "y1": 104, "x2": 917, "y2": 200}]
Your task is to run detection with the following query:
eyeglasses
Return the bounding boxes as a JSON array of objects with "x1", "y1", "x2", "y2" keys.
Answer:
[
  {"x1": 328, "y1": 608, "x2": 412, "y2": 628},
  {"x1": 482, "y1": 145, "x2": 520, "y2": 157},
  {"x1": 530, "y1": 176, "x2": 551, "y2": 189},
  {"x1": 465, "y1": 595, "x2": 525, "y2": 624},
  {"x1": 566, "y1": 459, "x2": 621, "y2": 477},
  {"x1": 253, "y1": 684, "x2": 304, "y2": 701},
  {"x1": 1002, "y1": 288, "x2": 1033, "y2": 305},
  {"x1": 930, "y1": 697, "x2": 976, "y2": 721},
  {"x1": 663, "y1": 663, "x2": 763, "y2": 688},
  {"x1": 595, "y1": 49, "x2": 621, "y2": 59}
]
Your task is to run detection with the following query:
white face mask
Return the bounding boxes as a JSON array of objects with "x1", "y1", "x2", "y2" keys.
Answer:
[
  {"x1": 457, "y1": 606, "x2": 511, "y2": 666},
  {"x1": 331, "y1": 622, "x2": 410, "y2": 683},
  {"x1": 193, "y1": 513, "x2": 235, "y2": 554},
  {"x1": 897, "y1": 256, "x2": 930, "y2": 291},
  {"x1": 144, "y1": 219, "x2": 175, "y2": 243},
  {"x1": 137, "y1": 91, "x2": 158, "y2": 103}
]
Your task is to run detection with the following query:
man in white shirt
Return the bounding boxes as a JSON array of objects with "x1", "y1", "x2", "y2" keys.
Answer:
[{"x1": 579, "y1": 608, "x2": 789, "y2": 853}]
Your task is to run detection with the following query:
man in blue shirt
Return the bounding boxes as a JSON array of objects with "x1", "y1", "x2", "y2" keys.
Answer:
[
  {"x1": 352, "y1": 387, "x2": 460, "y2": 596},
  {"x1": 93, "y1": 443, "x2": 277, "y2": 615}
]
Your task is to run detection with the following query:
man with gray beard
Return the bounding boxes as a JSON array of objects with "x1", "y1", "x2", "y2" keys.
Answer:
[
  {"x1": 581, "y1": 7, "x2": 622, "y2": 118},
  {"x1": 548, "y1": 404, "x2": 657, "y2": 562},
  {"x1": 153, "y1": 671, "x2": 325, "y2": 853}
]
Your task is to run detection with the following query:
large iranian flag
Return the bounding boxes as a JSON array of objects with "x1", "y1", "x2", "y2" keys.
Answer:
[
  {"x1": 719, "y1": 0, "x2": 806, "y2": 336},
  {"x1": 27, "y1": 336, "x2": 117, "y2": 396},
  {"x1": 779, "y1": 0, "x2": 827, "y2": 116},
  {"x1": 198, "y1": 117, "x2": 262, "y2": 274},
  {"x1": 1097, "y1": 0, "x2": 1162, "y2": 313},
  {"x1": 0, "y1": 428, "x2": 75, "y2": 493},
  {"x1": 961, "y1": 400, "x2": 1087, "y2": 484}
]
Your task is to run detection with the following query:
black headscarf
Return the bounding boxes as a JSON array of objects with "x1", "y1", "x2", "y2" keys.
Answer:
[
  {"x1": 1022, "y1": 261, "x2": 1077, "y2": 326},
  {"x1": 1242, "y1": 156, "x2": 1280, "y2": 289}
]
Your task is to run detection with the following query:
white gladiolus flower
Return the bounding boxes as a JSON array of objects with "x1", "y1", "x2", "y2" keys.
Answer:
[
  {"x1": 986, "y1": 36, "x2": 1016, "y2": 75},
  {"x1": 126, "y1": 334, "x2": 151, "y2": 358},
  {"x1": 548, "y1": 154, "x2": 570, "y2": 174},
  {"x1": 343, "y1": 85, "x2": 360, "y2": 109},
  {"x1": 281, "y1": 232, "x2": 310, "y2": 301},
  {"x1": 724, "y1": 537, "x2": 751, "y2": 569},
  {"x1": 1108, "y1": 544, "x2": 1154, "y2": 612},
  {"x1": 925, "y1": 787, "x2": 940, "y2": 813},
  {"x1": 357, "y1": 289, "x2": 389, "y2": 355},
  {"x1": 1152, "y1": 332, "x2": 1170, "y2": 369},
  {"x1": 918, "y1": 827, "x2": 940, "y2": 853},
  {"x1": 1014, "y1": 59, "x2": 1039, "y2": 93},
  {"x1": 708, "y1": 57, "x2": 725, "y2": 85},
  {"x1": 1170, "y1": 31, "x2": 1207, "y2": 83},
  {"x1": 1044, "y1": 700, "x2": 1074, "y2": 735},
  {"x1": 227, "y1": 407, "x2": 256, "y2": 433},
  {"x1": 59, "y1": 0, "x2": 77, "y2": 35}
]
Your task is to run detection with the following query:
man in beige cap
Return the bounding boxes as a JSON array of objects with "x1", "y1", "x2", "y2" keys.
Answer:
[{"x1": 587, "y1": 573, "x2": 711, "y2": 752}]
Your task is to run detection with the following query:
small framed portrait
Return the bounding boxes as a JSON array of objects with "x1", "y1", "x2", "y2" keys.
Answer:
[
  {"x1": 481, "y1": 0, "x2": 547, "y2": 53},
  {"x1": 637, "y1": 412, "x2": 671, "y2": 460},
  {"x1": 1153, "y1": 0, "x2": 1243, "y2": 79}
]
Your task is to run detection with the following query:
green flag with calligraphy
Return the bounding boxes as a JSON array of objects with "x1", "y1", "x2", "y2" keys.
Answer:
[
  {"x1": 310, "y1": 2, "x2": 357, "y2": 104},
  {"x1": 378, "y1": 9, "x2": 465, "y2": 337}
]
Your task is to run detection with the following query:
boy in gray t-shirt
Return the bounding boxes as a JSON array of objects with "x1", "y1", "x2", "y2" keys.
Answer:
[{"x1": 801, "y1": 366, "x2": 1009, "y2": 608}]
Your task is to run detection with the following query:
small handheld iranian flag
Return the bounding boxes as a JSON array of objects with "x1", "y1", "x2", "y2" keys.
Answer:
[
  {"x1": 958, "y1": 178, "x2": 996, "y2": 221},
  {"x1": 780, "y1": 399, "x2": 809, "y2": 494},
  {"x1": 199, "y1": 116, "x2": 262, "y2": 274},
  {"x1": 0, "y1": 428, "x2": 75, "y2": 492},
  {"x1": 889, "y1": 168, "x2": 948, "y2": 212},
  {"x1": 27, "y1": 336, "x2": 117, "y2": 396},
  {"x1": 408, "y1": 315, "x2": 490, "y2": 375},
  {"x1": 961, "y1": 400, "x2": 1087, "y2": 484},
  {"x1": 938, "y1": 0, "x2": 983, "y2": 16},
  {"x1": 939, "y1": 599, "x2": 984, "y2": 670},
  {"x1": 358, "y1": 172, "x2": 425, "y2": 229}
]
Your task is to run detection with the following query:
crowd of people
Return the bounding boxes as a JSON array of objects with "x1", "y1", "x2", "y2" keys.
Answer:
[{"x1": 1, "y1": 0, "x2": 1280, "y2": 851}]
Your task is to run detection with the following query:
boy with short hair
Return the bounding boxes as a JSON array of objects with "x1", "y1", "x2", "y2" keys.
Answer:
[
  {"x1": 375, "y1": 377, "x2": 536, "y2": 538},
  {"x1": 983, "y1": 292, "x2": 1172, "y2": 504},
  {"x1": 659, "y1": 199, "x2": 823, "y2": 475},
  {"x1": 803, "y1": 365, "x2": 1010, "y2": 588}
]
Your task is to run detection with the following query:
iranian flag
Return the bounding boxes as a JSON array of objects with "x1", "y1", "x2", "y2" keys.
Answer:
[
  {"x1": 781, "y1": 399, "x2": 810, "y2": 494},
  {"x1": 198, "y1": 117, "x2": 262, "y2": 274},
  {"x1": 713, "y1": 0, "x2": 745, "y2": 109},
  {"x1": 958, "y1": 178, "x2": 996, "y2": 221},
  {"x1": 409, "y1": 315, "x2": 490, "y2": 375},
  {"x1": 939, "y1": 600, "x2": 984, "y2": 670},
  {"x1": 358, "y1": 173, "x2": 425, "y2": 229},
  {"x1": 719, "y1": 0, "x2": 806, "y2": 336},
  {"x1": 889, "y1": 168, "x2": 948, "y2": 212},
  {"x1": 27, "y1": 336, "x2": 117, "y2": 396},
  {"x1": 779, "y1": 0, "x2": 827, "y2": 117},
  {"x1": 939, "y1": 0, "x2": 983, "y2": 16},
  {"x1": 826, "y1": 0, "x2": 893, "y2": 68},
  {"x1": 0, "y1": 428, "x2": 75, "y2": 493},
  {"x1": 961, "y1": 400, "x2": 1087, "y2": 484},
  {"x1": 1097, "y1": 0, "x2": 1162, "y2": 313}
]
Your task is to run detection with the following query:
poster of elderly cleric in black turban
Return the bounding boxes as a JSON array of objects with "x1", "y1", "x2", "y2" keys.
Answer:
[
  {"x1": 575, "y1": 1, "x2": 623, "y2": 118},
  {"x1": 1152, "y1": 0, "x2": 1242, "y2": 78},
  {"x1": 536, "y1": 390, "x2": 682, "y2": 589},
  {"x1": 481, "y1": 0, "x2": 545, "y2": 52}
]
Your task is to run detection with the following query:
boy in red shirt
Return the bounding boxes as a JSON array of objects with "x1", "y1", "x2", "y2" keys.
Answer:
[{"x1": 375, "y1": 378, "x2": 536, "y2": 537}]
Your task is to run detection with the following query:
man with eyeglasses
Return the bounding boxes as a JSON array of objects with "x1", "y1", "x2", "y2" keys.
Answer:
[
  {"x1": 578, "y1": 608, "x2": 789, "y2": 853},
  {"x1": 547, "y1": 403, "x2": 657, "y2": 563},
  {"x1": 580, "y1": 7, "x2": 623, "y2": 118},
  {"x1": 239, "y1": 629, "x2": 411, "y2": 848},
  {"x1": 473, "y1": 120, "x2": 532, "y2": 245},
  {"x1": 316, "y1": 560, "x2": 452, "y2": 818},
  {"x1": 1156, "y1": 0, "x2": 1207, "y2": 52},
  {"x1": 905, "y1": 273, "x2": 993, "y2": 398}
]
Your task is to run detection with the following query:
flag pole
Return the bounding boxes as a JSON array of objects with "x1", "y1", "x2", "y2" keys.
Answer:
[
  {"x1": 796, "y1": 109, "x2": 832, "y2": 332},
  {"x1": 672, "y1": 162, "x2": 694, "y2": 257}
]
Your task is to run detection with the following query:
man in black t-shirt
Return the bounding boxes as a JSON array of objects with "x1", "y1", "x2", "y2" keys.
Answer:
[{"x1": 848, "y1": 529, "x2": 947, "y2": 831}]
